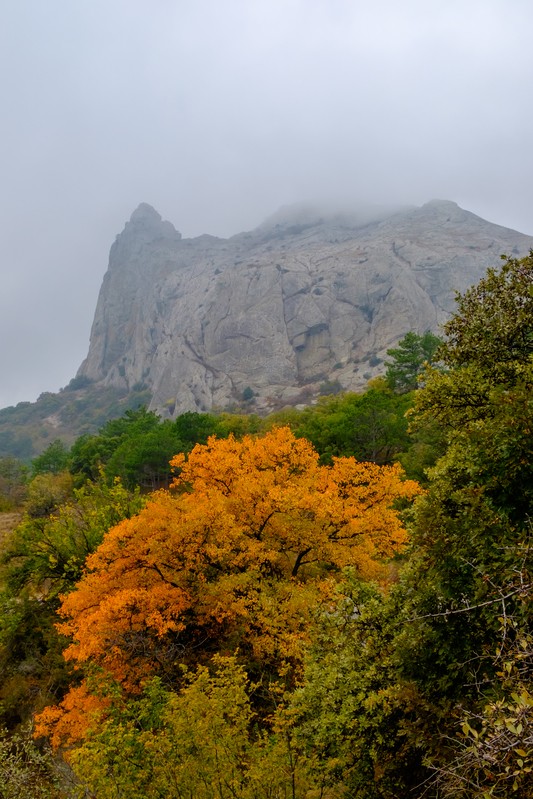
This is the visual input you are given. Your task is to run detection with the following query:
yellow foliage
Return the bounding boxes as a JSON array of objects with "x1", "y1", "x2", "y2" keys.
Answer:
[{"x1": 39, "y1": 428, "x2": 420, "y2": 747}]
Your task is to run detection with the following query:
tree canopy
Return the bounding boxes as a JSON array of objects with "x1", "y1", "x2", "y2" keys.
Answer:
[
  {"x1": 294, "y1": 253, "x2": 533, "y2": 798},
  {"x1": 35, "y1": 427, "x2": 419, "y2": 746},
  {"x1": 385, "y1": 330, "x2": 442, "y2": 393},
  {"x1": 3, "y1": 254, "x2": 533, "y2": 798}
]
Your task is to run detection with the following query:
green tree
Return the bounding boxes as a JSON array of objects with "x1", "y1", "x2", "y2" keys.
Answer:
[
  {"x1": 69, "y1": 407, "x2": 162, "y2": 483},
  {"x1": 442, "y1": 252, "x2": 533, "y2": 375},
  {"x1": 289, "y1": 575, "x2": 431, "y2": 799},
  {"x1": 216, "y1": 411, "x2": 264, "y2": 439},
  {"x1": 385, "y1": 331, "x2": 442, "y2": 393},
  {"x1": 31, "y1": 440, "x2": 70, "y2": 477},
  {"x1": 69, "y1": 409, "x2": 223, "y2": 487},
  {"x1": 241, "y1": 386, "x2": 255, "y2": 402},
  {"x1": 3, "y1": 478, "x2": 145, "y2": 598},
  {"x1": 69, "y1": 657, "x2": 315, "y2": 799},
  {"x1": 173, "y1": 410, "x2": 221, "y2": 444},
  {"x1": 105, "y1": 422, "x2": 183, "y2": 489},
  {"x1": 436, "y1": 621, "x2": 532, "y2": 798},
  {"x1": 0, "y1": 478, "x2": 145, "y2": 729},
  {"x1": 403, "y1": 253, "x2": 533, "y2": 796},
  {"x1": 286, "y1": 253, "x2": 533, "y2": 798},
  {"x1": 281, "y1": 382, "x2": 413, "y2": 465}
]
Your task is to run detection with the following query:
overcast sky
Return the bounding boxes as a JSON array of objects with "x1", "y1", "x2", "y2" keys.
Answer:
[{"x1": 1, "y1": 0, "x2": 532, "y2": 409}]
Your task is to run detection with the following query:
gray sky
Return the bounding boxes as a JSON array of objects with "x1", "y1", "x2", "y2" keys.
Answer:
[{"x1": 1, "y1": 0, "x2": 532, "y2": 409}]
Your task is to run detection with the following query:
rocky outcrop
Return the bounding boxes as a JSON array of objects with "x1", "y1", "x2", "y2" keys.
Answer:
[{"x1": 77, "y1": 200, "x2": 533, "y2": 415}]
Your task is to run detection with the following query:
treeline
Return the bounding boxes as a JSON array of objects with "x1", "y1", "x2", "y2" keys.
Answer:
[
  {"x1": 0, "y1": 328, "x2": 441, "y2": 509},
  {"x1": 0, "y1": 257, "x2": 531, "y2": 798}
]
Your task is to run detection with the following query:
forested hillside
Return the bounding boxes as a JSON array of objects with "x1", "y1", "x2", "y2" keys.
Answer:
[
  {"x1": 0, "y1": 254, "x2": 531, "y2": 798},
  {"x1": 0, "y1": 383, "x2": 152, "y2": 462}
]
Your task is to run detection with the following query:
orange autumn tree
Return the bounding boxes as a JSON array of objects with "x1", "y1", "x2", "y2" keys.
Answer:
[{"x1": 36, "y1": 427, "x2": 420, "y2": 745}]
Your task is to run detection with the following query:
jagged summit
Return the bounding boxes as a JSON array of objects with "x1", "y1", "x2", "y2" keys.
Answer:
[
  {"x1": 107, "y1": 204, "x2": 181, "y2": 273},
  {"x1": 121, "y1": 203, "x2": 181, "y2": 243},
  {"x1": 77, "y1": 200, "x2": 533, "y2": 416},
  {"x1": 130, "y1": 202, "x2": 162, "y2": 223}
]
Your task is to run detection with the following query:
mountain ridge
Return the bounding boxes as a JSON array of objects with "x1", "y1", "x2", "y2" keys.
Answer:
[{"x1": 76, "y1": 200, "x2": 533, "y2": 416}]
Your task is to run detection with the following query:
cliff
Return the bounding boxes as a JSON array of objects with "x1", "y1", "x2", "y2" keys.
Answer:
[{"x1": 77, "y1": 200, "x2": 533, "y2": 415}]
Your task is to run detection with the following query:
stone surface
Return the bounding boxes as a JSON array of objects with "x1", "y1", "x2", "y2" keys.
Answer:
[{"x1": 77, "y1": 201, "x2": 533, "y2": 415}]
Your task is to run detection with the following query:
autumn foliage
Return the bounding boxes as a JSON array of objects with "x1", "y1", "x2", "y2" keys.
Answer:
[
  {"x1": 35, "y1": 427, "x2": 419, "y2": 745},
  {"x1": 6, "y1": 256, "x2": 529, "y2": 797}
]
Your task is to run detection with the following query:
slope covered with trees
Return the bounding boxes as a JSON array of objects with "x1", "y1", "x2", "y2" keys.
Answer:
[
  {"x1": 288, "y1": 253, "x2": 533, "y2": 798},
  {"x1": 0, "y1": 253, "x2": 531, "y2": 798}
]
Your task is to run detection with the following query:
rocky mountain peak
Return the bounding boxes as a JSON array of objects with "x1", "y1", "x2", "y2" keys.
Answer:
[
  {"x1": 129, "y1": 202, "x2": 163, "y2": 224},
  {"x1": 126, "y1": 203, "x2": 181, "y2": 239},
  {"x1": 78, "y1": 201, "x2": 533, "y2": 416},
  {"x1": 108, "y1": 204, "x2": 182, "y2": 272}
]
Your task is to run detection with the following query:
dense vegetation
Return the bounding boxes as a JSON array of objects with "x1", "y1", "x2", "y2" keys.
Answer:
[
  {"x1": 0, "y1": 383, "x2": 152, "y2": 462},
  {"x1": 0, "y1": 253, "x2": 531, "y2": 798}
]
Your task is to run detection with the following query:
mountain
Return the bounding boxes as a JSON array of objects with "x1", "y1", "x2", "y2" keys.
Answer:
[
  {"x1": 1, "y1": 199, "x2": 532, "y2": 461},
  {"x1": 76, "y1": 200, "x2": 533, "y2": 416}
]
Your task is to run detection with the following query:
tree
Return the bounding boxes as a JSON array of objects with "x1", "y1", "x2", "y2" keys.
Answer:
[
  {"x1": 338, "y1": 381, "x2": 412, "y2": 463},
  {"x1": 24, "y1": 472, "x2": 73, "y2": 519},
  {"x1": 385, "y1": 331, "x2": 442, "y2": 393},
  {"x1": 241, "y1": 386, "x2": 255, "y2": 402},
  {"x1": 435, "y1": 623, "x2": 532, "y2": 798},
  {"x1": 287, "y1": 575, "x2": 432, "y2": 799},
  {"x1": 280, "y1": 254, "x2": 533, "y2": 798},
  {"x1": 3, "y1": 478, "x2": 145, "y2": 598},
  {"x1": 69, "y1": 407, "x2": 162, "y2": 483},
  {"x1": 35, "y1": 427, "x2": 420, "y2": 746},
  {"x1": 173, "y1": 410, "x2": 221, "y2": 445},
  {"x1": 442, "y1": 253, "x2": 533, "y2": 375},
  {"x1": 405, "y1": 253, "x2": 533, "y2": 797},
  {"x1": 69, "y1": 659, "x2": 253, "y2": 799},
  {"x1": 68, "y1": 408, "x2": 223, "y2": 487},
  {"x1": 105, "y1": 422, "x2": 184, "y2": 489},
  {"x1": 31, "y1": 440, "x2": 70, "y2": 477},
  {"x1": 266, "y1": 383, "x2": 413, "y2": 466},
  {"x1": 68, "y1": 657, "x2": 315, "y2": 799},
  {"x1": 0, "y1": 478, "x2": 145, "y2": 730}
]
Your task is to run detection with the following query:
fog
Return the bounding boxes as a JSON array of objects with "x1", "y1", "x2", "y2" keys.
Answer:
[{"x1": 1, "y1": 0, "x2": 532, "y2": 408}]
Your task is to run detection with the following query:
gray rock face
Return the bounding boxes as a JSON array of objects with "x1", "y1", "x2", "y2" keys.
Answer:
[{"x1": 77, "y1": 200, "x2": 533, "y2": 415}]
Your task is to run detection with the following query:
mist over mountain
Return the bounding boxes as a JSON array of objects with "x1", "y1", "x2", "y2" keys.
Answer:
[{"x1": 76, "y1": 199, "x2": 533, "y2": 416}]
